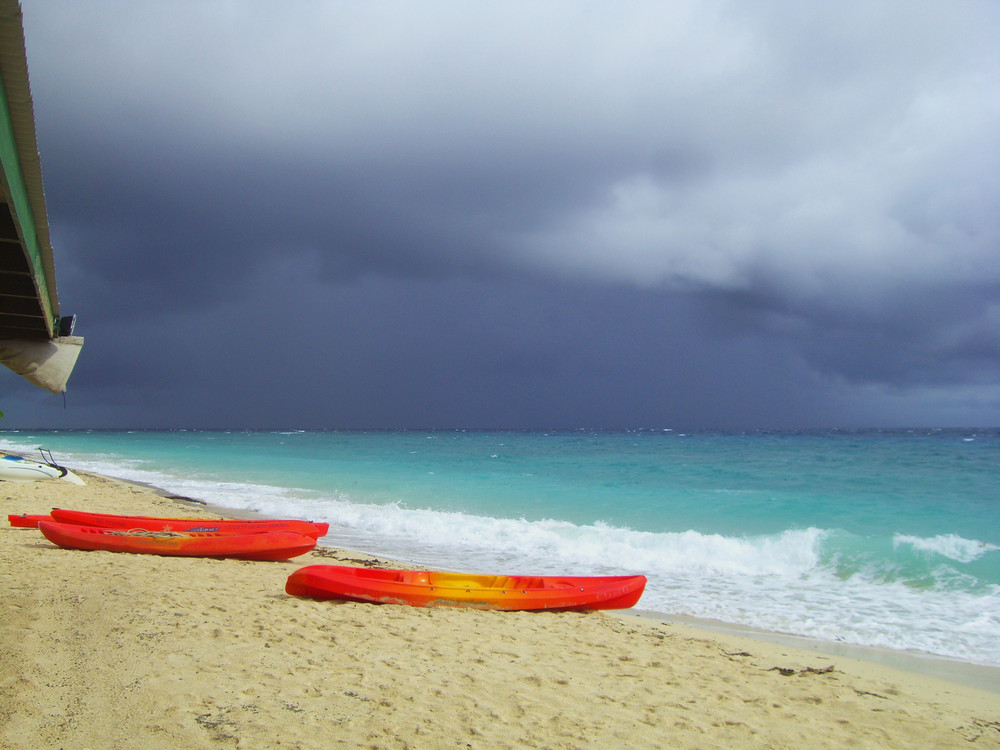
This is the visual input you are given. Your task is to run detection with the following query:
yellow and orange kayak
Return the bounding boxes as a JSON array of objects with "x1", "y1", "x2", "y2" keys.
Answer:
[
  {"x1": 38, "y1": 521, "x2": 316, "y2": 561},
  {"x1": 285, "y1": 565, "x2": 647, "y2": 611},
  {"x1": 48, "y1": 508, "x2": 329, "y2": 538}
]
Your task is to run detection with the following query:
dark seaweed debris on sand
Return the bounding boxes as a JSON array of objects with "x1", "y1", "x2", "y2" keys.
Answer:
[{"x1": 769, "y1": 664, "x2": 836, "y2": 677}]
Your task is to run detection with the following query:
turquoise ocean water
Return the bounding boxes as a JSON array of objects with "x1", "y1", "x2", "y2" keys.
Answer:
[{"x1": 2, "y1": 429, "x2": 997, "y2": 666}]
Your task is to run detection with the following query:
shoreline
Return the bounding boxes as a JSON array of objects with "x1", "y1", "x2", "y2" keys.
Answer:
[
  {"x1": 3, "y1": 464, "x2": 1000, "y2": 747},
  {"x1": 33, "y1": 457, "x2": 1000, "y2": 693},
  {"x1": 189, "y1": 493, "x2": 1000, "y2": 694},
  {"x1": 4, "y1": 441, "x2": 997, "y2": 683},
  {"x1": 636, "y1": 611, "x2": 1000, "y2": 694}
]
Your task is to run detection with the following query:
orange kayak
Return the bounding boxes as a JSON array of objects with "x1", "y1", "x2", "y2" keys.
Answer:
[
  {"x1": 285, "y1": 565, "x2": 647, "y2": 611},
  {"x1": 49, "y1": 508, "x2": 329, "y2": 538},
  {"x1": 7, "y1": 513, "x2": 52, "y2": 528},
  {"x1": 38, "y1": 521, "x2": 317, "y2": 561}
]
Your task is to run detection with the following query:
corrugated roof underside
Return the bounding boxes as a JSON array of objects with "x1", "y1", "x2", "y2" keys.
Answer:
[{"x1": 0, "y1": 0, "x2": 58, "y2": 339}]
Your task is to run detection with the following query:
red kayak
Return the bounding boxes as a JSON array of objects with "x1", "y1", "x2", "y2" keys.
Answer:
[
  {"x1": 7, "y1": 513, "x2": 52, "y2": 528},
  {"x1": 38, "y1": 521, "x2": 316, "y2": 560},
  {"x1": 286, "y1": 565, "x2": 647, "y2": 611},
  {"x1": 49, "y1": 508, "x2": 329, "y2": 538}
]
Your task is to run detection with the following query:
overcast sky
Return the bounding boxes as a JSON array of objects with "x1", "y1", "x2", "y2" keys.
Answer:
[{"x1": 3, "y1": 0, "x2": 999, "y2": 429}]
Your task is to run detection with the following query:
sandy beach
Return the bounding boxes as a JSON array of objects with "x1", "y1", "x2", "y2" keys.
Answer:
[{"x1": 1, "y1": 468, "x2": 998, "y2": 749}]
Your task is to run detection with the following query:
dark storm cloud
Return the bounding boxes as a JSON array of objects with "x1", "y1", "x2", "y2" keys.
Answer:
[
  {"x1": 7, "y1": 1, "x2": 1000, "y2": 427},
  {"x1": 18, "y1": 271, "x2": 833, "y2": 429}
]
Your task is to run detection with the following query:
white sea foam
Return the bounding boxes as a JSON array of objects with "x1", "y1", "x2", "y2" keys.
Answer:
[
  {"x1": 893, "y1": 533, "x2": 999, "y2": 564},
  {"x1": 300, "y1": 498, "x2": 826, "y2": 576}
]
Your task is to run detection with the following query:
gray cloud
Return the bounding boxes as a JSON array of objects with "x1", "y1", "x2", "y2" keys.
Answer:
[{"x1": 7, "y1": 0, "x2": 999, "y2": 428}]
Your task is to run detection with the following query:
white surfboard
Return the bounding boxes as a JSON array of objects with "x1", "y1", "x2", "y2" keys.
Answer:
[{"x1": 0, "y1": 455, "x2": 85, "y2": 485}]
